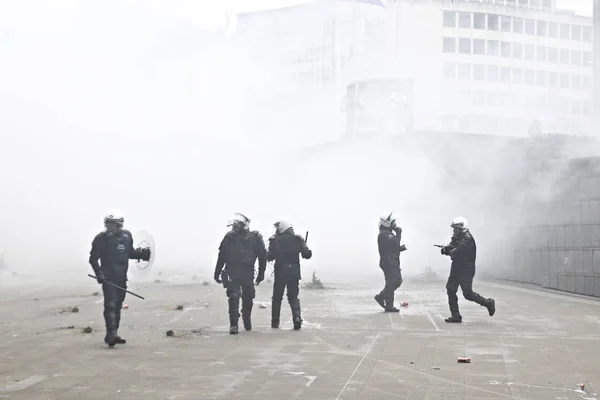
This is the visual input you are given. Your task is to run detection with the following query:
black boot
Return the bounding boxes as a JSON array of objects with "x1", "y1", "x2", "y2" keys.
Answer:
[
  {"x1": 290, "y1": 298, "x2": 302, "y2": 330},
  {"x1": 242, "y1": 300, "x2": 253, "y2": 331},
  {"x1": 271, "y1": 299, "x2": 281, "y2": 329},
  {"x1": 444, "y1": 314, "x2": 462, "y2": 323},
  {"x1": 228, "y1": 297, "x2": 240, "y2": 334},
  {"x1": 374, "y1": 294, "x2": 385, "y2": 309},
  {"x1": 486, "y1": 298, "x2": 496, "y2": 317}
]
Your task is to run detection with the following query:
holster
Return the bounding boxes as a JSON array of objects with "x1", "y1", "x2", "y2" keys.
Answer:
[{"x1": 221, "y1": 270, "x2": 229, "y2": 289}]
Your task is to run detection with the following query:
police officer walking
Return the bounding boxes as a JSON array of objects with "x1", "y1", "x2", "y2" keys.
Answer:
[
  {"x1": 440, "y1": 217, "x2": 496, "y2": 323},
  {"x1": 214, "y1": 213, "x2": 267, "y2": 334},
  {"x1": 89, "y1": 210, "x2": 151, "y2": 347},
  {"x1": 267, "y1": 218, "x2": 312, "y2": 330},
  {"x1": 374, "y1": 213, "x2": 407, "y2": 312}
]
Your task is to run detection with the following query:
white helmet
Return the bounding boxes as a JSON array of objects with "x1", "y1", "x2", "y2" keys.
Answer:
[
  {"x1": 273, "y1": 218, "x2": 292, "y2": 234},
  {"x1": 227, "y1": 212, "x2": 250, "y2": 229},
  {"x1": 379, "y1": 212, "x2": 396, "y2": 228},
  {"x1": 104, "y1": 209, "x2": 124, "y2": 226},
  {"x1": 450, "y1": 216, "x2": 468, "y2": 231}
]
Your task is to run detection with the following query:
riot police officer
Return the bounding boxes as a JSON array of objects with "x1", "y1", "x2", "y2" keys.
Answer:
[
  {"x1": 89, "y1": 210, "x2": 151, "y2": 347},
  {"x1": 267, "y1": 218, "x2": 312, "y2": 330},
  {"x1": 440, "y1": 217, "x2": 496, "y2": 323},
  {"x1": 375, "y1": 213, "x2": 407, "y2": 312},
  {"x1": 214, "y1": 213, "x2": 267, "y2": 334}
]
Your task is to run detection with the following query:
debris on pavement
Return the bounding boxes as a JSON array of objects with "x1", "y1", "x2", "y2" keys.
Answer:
[
  {"x1": 82, "y1": 327, "x2": 93, "y2": 334},
  {"x1": 175, "y1": 305, "x2": 184, "y2": 310},
  {"x1": 458, "y1": 357, "x2": 471, "y2": 363}
]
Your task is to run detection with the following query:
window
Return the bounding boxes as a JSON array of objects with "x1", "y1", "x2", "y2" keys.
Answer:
[
  {"x1": 513, "y1": 18, "x2": 523, "y2": 33},
  {"x1": 536, "y1": 20, "x2": 547, "y2": 36},
  {"x1": 583, "y1": 51, "x2": 592, "y2": 66},
  {"x1": 560, "y1": 24, "x2": 570, "y2": 40},
  {"x1": 474, "y1": 13, "x2": 485, "y2": 29},
  {"x1": 548, "y1": 47, "x2": 558, "y2": 63},
  {"x1": 525, "y1": 44, "x2": 535, "y2": 60},
  {"x1": 487, "y1": 65, "x2": 499, "y2": 82},
  {"x1": 525, "y1": 69, "x2": 535, "y2": 85},
  {"x1": 500, "y1": 15, "x2": 511, "y2": 32},
  {"x1": 560, "y1": 73, "x2": 570, "y2": 89},
  {"x1": 513, "y1": 68, "x2": 523, "y2": 84},
  {"x1": 536, "y1": 70, "x2": 546, "y2": 86},
  {"x1": 458, "y1": 64, "x2": 471, "y2": 80},
  {"x1": 525, "y1": 19, "x2": 535, "y2": 35},
  {"x1": 473, "y1": 39, "x2": 485, "y2": 55},
  {"x1": 488, "y1": 14, "x2": 499, "y2": 31},
  {"x1": 583, "y1": 27, "x2": 592, "y2": 42},
  {"x1": 571, "y1": 25, "x2": 582, "y2": 41},
  {"x1": 443, "y1": 11, "x2": 456, "y2": 27},
  {"x1": 583, "y1": 75, "x2": 591, "y2": 88},
  {"x1": 443, "y1": 63, "x2": 457, "y2": 79},
  {"x1": 571, "y1": 50, "x2": 582, "y2": 66},
  {"x1": 473, "y1": 90, "x2": 486, "y2": 106},
  {"x1": 548, "y1": 22, "x2": 558, "y2": 38},
  {"x1": 571, "y1": 74, "x2": 581, "y2": 90},
  {"x1": 572, "y1": 98, "x2": 582, "y2": 115},
  {"x1": 487, "y1": 91, "x2": 498, "y2": 107},
  {"x1": 487, "y1": 40, "x2": 499, "y2": 56},
  {"x1": 513, "y1": 42, "x2": 523, "y2": 59},
  {"x1": 548, "y1": 71, "x2": 558, "y2": 87},
  {"x1": 560, "y1": 48, "x2": 570, "y2": 64},
  {"x1": 501, "y1": 41, "x2": 511, "y2": 58},
  {"x1": 536, "y1": 46, "x2": 546, "y2": 62},
  {"x1": 458, "y1": 38, "x2": 471, "y2": 54},
  {"x1": 443, "y1": 37, "x2": 456, "y2": 53},
  {"x1": 458, "y1": 12, "x2": 471, "y2": 29},
  {"x1": 473, "y1": 64, "x2": 485, "y2": 80},
  {"x1": 501, "y1": 67, "x2": 511, "y2": 82}
]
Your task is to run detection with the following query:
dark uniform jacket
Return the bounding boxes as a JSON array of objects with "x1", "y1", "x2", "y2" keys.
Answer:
[
  {"x1": 445, "y1": 230, "x2": 477, "y2": 276},
  {"x1": 267, "y1": 228, "x2": 312, "y2": 280},
  {"x1": 89, "y1": 229, "x2": 143, "y2": 280},
  {"x1": 215, "y1": 229, "x2": 267, "y2": 280},
  {"x1": 378, "y1": 227, "x2": 404, "y2": 269}
]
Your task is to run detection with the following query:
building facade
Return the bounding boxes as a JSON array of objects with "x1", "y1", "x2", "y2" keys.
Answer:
[{"x1": 232, "y1": 0, "x2": 592, "y2": 137}]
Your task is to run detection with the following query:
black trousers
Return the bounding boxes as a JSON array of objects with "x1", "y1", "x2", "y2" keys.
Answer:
[
  {"x1": 102, "y1": 274, "x2": 127, "y2": 334},
  {"x1": 272, "y1": 266, "x2": 301, "y2": 322},
  {"x1": 379, "y1": 266, "x2": 403, "y2": 306},
  {"x1": 226, "y1": 277, "x2": 255, "y2": 325},
  {"x1": 446, "y1": 268, "x2": 487, "y2": 316}
]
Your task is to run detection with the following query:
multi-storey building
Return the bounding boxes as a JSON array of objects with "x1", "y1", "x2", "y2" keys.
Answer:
[{"x1": 233, "y1": 0, "x2": 592, "y2": 137}]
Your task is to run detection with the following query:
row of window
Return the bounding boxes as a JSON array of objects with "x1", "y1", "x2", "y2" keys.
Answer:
[
  {"x1": 439, "y1": 115, "x2": 584, "y2": 135},
  {"x1": 442, "y1": 10, "x2": 592, "y2": 43},
  {"x1": 442, "y1": 90, "x2": 590, "y2": 116},
  {"x1": 443, "y1": 63, "x2": 591, "y2": 91},
  {"x1": 442, "y1": 37, "x2": 592, "y2": 66}
]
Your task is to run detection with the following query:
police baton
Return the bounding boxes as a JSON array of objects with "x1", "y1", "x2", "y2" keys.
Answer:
[{"x1": 87, "y1": 274, "x2": 146, "y2": 300}]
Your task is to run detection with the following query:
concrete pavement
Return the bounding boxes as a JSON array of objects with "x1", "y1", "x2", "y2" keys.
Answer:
[{"x1": 0, "y1": 275, "x2": 598, "y2": 400}]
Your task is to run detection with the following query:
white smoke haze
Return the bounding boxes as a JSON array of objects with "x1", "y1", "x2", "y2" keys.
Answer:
[{"x1": 0, "y1": 0, "x2": 598, "y2": 287}]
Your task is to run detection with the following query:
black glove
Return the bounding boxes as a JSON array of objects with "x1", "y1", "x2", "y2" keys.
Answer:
[
  {"x1": 214, "y1": 271, "x2": 222, "y2": 284},
  {"x1": 96, "y1": 272, "x2": 106, "y2": 285},
  {"x1": 255, "y1": 271, "x2": 265, "y2": 285}
]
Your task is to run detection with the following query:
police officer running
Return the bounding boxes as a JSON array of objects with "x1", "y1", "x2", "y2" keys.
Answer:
[
  {"x1": 374, "y1": 213, "x2": 407, "y2": 312},
  {"x1": 267, "y1": 218, "x2": 312, "y2": 330},
  {"x1": 214, "y1": 213, "x2": 267, "y2": 334},
  {"x1": 440, "y1": 217, "x2": 496, "y2": 323},
  {"x1": 89, "y1": 210, "x2": 151, "y2": 347}
]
